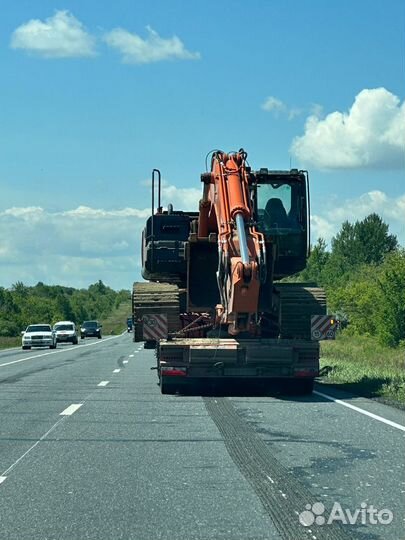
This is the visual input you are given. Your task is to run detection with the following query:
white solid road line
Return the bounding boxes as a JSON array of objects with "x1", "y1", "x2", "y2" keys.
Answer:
[
  {"x1": 0, "y1": 332, "x2": 126, "y2": 368},
  {"x1": 98, "y1": 381, "x2": 110, "y2": 387},
  {"x1": 60, "y1": 403, "x2": 83, "y2": 416},
  {"x1": 113, "y1": 369, "x2": 121, "y2": 373},
  {"x1": 314, "y1": 390, "x2": 405, "y2": 432}
]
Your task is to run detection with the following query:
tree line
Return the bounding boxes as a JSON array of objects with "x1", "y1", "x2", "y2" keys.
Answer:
[
  {"x1": 0, "y1": 280, "x2": 129, "y2": 336},
  {"x1": 297, "y1": 213, "x2": 405, "y2": 347}
]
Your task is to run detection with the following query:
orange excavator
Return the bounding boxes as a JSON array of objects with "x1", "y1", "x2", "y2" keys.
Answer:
[{"x1": 133, "y1": 149, "x2": 334, "y2": 394}]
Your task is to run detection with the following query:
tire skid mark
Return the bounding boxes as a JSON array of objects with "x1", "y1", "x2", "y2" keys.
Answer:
[{"x1": 204, "y1": 397, "x2": 351, "y2": 540}]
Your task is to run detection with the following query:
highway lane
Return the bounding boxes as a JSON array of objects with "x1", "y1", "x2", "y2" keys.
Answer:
[{"x1": 0, "y1": 335, "x2": 404, "y2": 540}]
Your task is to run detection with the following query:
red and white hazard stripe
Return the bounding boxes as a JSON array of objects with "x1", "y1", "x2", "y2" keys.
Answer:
[{"x1": 142, "y1": 314, "x2": 168, "y2": 341}]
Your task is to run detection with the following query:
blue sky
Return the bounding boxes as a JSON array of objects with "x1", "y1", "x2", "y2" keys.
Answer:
[{"x1": 0, "y1": 1, "x2": 404, "y2": 289}]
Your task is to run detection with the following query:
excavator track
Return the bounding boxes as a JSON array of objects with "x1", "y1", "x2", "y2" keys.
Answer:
[
  {"x1": 276, "y1": 283, "x2": 327, "y2": 340},
  {"x1": 132, "y1": 282, "x2": 181, "y2": 342}
]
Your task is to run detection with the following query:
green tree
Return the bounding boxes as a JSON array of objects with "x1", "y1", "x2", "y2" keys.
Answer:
[
  {"x1": 355, "y1": 213, "x2": 398, "y2": 265},
  {"x1": 331, "y1": 213, "x2": 397, "y2": 268},
  {"x1": 300, "y1": 238, "x2": 330, "y2": 284},
  {"x1": 11, "y1": 281, "x2": 29, "y2": 298},
  {"x1": 55, "y1": 293, "x2": 75, "y2": 322},
  {"x1": 375, "y1": 250, "x2": 405, "y2": 346},
  {"x1": 327, "y1": 265, "x2": 380, "y2": 337},
  {"x1": 0, "y1": 281, "x2": 130, "y2": 337}
]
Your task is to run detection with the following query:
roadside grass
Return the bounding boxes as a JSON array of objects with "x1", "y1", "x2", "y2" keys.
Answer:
[
  {"x1": 100, "y1": 300, "x2": 132, "y2": 336},
  {"x1": 0, "y1": 336, "x2": 20, "y2": 350},
  {"x1": 320, "y1": 333, "x2": 405, "y2": 406}
]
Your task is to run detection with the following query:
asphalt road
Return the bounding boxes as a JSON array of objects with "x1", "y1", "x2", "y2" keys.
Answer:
[{"x1": 0, "y1": 334, "x2": 404, "y2": 540}]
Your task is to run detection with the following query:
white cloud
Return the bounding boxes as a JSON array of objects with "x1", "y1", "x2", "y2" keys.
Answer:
[
  {"x1": 0, "y1": 192, "x2": 202, "y2": 289},
  {"x1": 10, "y1": 10, "x2": 96, "y2": 58},
  {"x1": 140, "y1": 180, "x2": 202, "y2": 210},
  {"x1": 4, "y1": 206, "x2": 45, "y2": 221},
  {"x1": 62, "y1": 206, "x2": 150, "y2": 219},
  {"x1": 291, "y1": 88, "x2": 405, "y2": 170},
  {"x1": 0, "y1": 205, "x2": 149, "y2": 289},
  {"x1": 262, "y1": 96, "x2": 286, "y2": 114},
  {"x1": 103, "y1": 25, "x2": 200, "y2": 64},
  {"x1": 261, "y1": 96, "x2": 302, "y2": 120},
  {"x1": 310, "y1": 215, "x2": 337, "y2": 243},
  {"x1": 311, "y1": 190, "x2": 405, "y2": 246},
  {"x1": 161, "y1": 184, "x2": 201, "y2": 210}
]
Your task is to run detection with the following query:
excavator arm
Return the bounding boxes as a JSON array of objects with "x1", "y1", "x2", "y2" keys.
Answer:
[{"x1": 197, "y1": 149, "x2": 266, "y2": 335}]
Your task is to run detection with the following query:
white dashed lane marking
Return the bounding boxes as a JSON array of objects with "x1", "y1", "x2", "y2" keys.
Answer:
[
  {"x1": 123, "y1": 360, "x2": 128, "y2": 364},
  {"x1": 113, "y1": 369, "x2": 121, "y2": 373},
  {"x1": 98, "y1": 381, "x2": 110, "y2": 387},
  {"x1": 60, "y1": 404, "x2": 83, "y2": 416}
]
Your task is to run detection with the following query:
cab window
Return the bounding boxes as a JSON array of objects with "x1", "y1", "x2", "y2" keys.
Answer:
[{"x1": 257, "y1": 182, "x2": 302, "y2": 232}]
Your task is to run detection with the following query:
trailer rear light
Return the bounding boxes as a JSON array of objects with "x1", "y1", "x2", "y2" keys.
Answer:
[
  {"x1": 294, "y1": 368, "x2": 318, "y2": 377},
  {"x1": 161, "y1": 366, "x2": 187, "y2": 377}
]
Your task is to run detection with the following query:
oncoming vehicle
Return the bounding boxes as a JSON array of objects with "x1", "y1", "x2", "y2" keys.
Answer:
[
  {"x1": 22, "y1": 324, "x2": 57, "y2": 350},
  {"x1": 80, "y1": 321, "x2": 102, "y2": 339},
  {"x1": 53, "y1": 321, "x2": 78, "y2": 345},
  {"x1": 127, "y1": 317, "x2": 133, "y2": 332}
]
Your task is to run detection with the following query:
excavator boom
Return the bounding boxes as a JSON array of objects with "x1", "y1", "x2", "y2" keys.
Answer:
[{"x1": 198, "y1": 150, "x2": 265, "y2": 334}]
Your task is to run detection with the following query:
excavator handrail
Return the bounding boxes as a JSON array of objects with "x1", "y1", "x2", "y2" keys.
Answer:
[{"x1": 150, "y1": 168, "x2": 162, "y2": 273}]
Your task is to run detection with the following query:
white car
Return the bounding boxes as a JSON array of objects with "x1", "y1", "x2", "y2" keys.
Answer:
[
  {"x1": 53, "y1": 321, "x2": 78, "y2": 345},
  {"x1": 22, "y1": 324, "x2": 57, "y2": 350}
]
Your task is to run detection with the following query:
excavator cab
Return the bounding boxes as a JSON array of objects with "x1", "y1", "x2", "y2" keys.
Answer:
[{"x1": 252, "y1": 169, "x2": 309, "y2": 278}]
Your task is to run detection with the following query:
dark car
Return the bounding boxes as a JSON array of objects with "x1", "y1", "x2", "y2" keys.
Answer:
[
  {"x1": 127, "y1": 317, "x2": 133, "y2": 332},
  {"x1": 80, "y1": 321, "x2": 102, "y2": 339}
]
